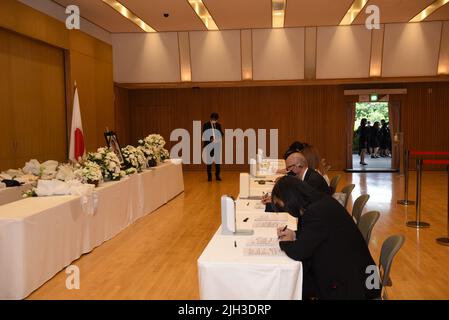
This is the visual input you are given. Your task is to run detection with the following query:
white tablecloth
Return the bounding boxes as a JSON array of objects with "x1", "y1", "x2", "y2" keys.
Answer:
[
  {"x1": 0, "y1": 162, "x2": 184, "y2": 300},
  {"x1": 198, "y1": 197, "x2": 302, "y2": 300},
  {"x1": 0, "y1": 183, "x2": 34, "y2": 206}
]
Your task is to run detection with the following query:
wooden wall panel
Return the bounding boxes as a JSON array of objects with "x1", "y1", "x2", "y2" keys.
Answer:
[
  {"x1": 122, "y1": 85, "x2": 347, "y2": 171},
  {"x1": 0, "y1": 27, "x2": 66, "y2": 170},
  {"x1": 115, "y1": 82, "x2": 449, "y2": 171},
  {"x1": 398, "y1": 82, "x2": 449, "y2": 170}
]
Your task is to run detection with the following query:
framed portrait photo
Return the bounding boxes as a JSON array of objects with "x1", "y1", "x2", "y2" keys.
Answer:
[{"x1": 104, "y1": 131, "x2": 124, "y2": 164}]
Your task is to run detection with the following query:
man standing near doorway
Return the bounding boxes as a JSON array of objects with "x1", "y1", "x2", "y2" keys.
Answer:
[{"x1": 203, "y1": 112, "x2": 223, "y2": 182}]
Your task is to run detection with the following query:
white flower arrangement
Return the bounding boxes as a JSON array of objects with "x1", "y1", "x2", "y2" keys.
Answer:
[
  {"x1": 22, "y1": 188, "x2": 37, "y2": 198},
  {"x1": 121, "y1": 145, "x2": 147, "y2": 173},
  {"x1": 138, "y1": 134, "x2": 170, "y2": 165},
  {"x1": 55, "y1": 163, "x2": 76, "y2": 182},
  {"x1": 87, "y1": 148, "x2": 125, "y2": 181},
  {"x1": 74, "y1": 160, "x2": 103, "y2": 185}
]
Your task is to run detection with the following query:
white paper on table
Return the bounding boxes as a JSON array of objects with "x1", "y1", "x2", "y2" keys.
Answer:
[
  {"x1": 246, "y1": 237, "x2": 278, "y2": 247},
  {"x1": 243, "y1": 247, "x2": 285, "y2": 256}
]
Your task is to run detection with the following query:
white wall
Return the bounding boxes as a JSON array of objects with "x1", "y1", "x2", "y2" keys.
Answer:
[
  {"x1": 252, "y1": 28, "x2": 305, "y2": 80},
  {"x1": 111, "y1": 33, "x2": 180, "y2": 83},
  {"x1": 189, "y1": 30, "x2": 242, "y2": 82},
  {"x1": 382, "y1": 22, "x2": 442, "y2": 77},
  {"x1": 316, "y1": 25, "x2": 372, "y2": 79},
  {"x1": 109, "y1": 23, "x2": 446, "y2": 83}
]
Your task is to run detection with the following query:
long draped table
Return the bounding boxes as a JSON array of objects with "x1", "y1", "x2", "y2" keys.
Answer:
[
  {"x1": 0, "y1": 183, "x2": 34, "y2": 206},
  {"x1": 0, "y1": 162, "x2": 184, "y2": 300},
  {"x1": 197, "y1": 172, "x2": 303, "y2": 300}
]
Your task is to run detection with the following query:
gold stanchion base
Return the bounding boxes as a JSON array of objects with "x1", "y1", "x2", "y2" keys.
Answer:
[
  {"x1": 436, "y1": 238, "x2": 449, "y2": 246},
  {"x1": 407, "y1": 221, "x2": 430, "y2": 228},
  {"x1": 397, "y1": 200, "x2": 415, "y2": 205}
]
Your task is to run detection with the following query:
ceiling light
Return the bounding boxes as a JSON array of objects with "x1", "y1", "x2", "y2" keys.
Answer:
[
  {"x1": 187, "y1": 0, "x2": 219, "y2": 30},
  {"x1": 340, "y1": 0, "x2": 369, "y2": 25},
  {"x1": 272, "y1": 0, "x2": 286, "y2": 28},
  {"x1": 102, "y1": 0, "x2": 156, "y2": 32},
  {"x1": 410, "y1": 0, "x2": 449, "y2": 22}
]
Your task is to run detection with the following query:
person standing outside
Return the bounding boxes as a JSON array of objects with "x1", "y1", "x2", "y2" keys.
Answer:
[{"x1": 356, "y1": 118, "x2": 369, "y2": 166}]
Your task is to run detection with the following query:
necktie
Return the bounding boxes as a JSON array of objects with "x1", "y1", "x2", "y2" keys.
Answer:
[{"x1": 212, "y1": 122, "x2": 216, "y2": 141}]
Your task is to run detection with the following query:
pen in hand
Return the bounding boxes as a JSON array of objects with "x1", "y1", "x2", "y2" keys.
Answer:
[{"x1": 278, "y1": 225, "x2": 288, "y2": 240}]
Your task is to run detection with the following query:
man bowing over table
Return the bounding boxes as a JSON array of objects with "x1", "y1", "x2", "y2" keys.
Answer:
[{"x1": 203, "y1": 112, "x2": 223, "y2": 182}]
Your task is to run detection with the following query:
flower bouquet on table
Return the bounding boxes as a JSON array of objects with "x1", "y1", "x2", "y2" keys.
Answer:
[
  {"x1": 87, "y1": 147, "x2": 125, "y2": 182},
  {"x1": 138, "y1": 134, "x2": 168, "y2": 167},
  {"x1": 22, "y1": 188, "x2": 38, "y2": 198},
  {"x1": 74, "y1": 160, "x2": 103, "y2": 186},
  {"x1": 121, "y1": 145, "x2": 147, "y2": 174}
]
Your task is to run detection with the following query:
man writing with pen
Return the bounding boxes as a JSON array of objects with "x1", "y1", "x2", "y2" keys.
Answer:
[{"x1": 272, "y1": 176, "x2": 380, "y2": 300}]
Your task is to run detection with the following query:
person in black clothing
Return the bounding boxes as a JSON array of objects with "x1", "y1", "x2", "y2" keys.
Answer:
[
  {"x1": 273, "y1": 176, "x2": 381, "y2": 300},
  {"x1": 370, "y1": 121, "x2": 381, "y2": 158},
  {"x1": 202, "y1": 112, "x2": 223, "y2": 182},
  {"x1": 380, "y1": 120, "x2": 391, "y2": 157},
  {"x1": 356, "y1": 118, "x2": 369, "y2": 165},
  {"x1": 263, "y1": 151, "x2": 330, "y2": 212}
]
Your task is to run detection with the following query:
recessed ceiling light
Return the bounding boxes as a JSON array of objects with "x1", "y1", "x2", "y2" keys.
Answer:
[
  {"x1": 410, "y1": 0, "x2": 449, "y2": 22},
  {"x1": 272, "y1": 0, "x2": 286, "y2": 28},
  {"x1": 102, "y1": 0, "x2": 156, "y2": 32},
  {"x1": 187, "y1": 0, "x2": 219, "y2": 31},
  {"x1": 339, "y1": 0, "x2": 369, "y2": 25}
]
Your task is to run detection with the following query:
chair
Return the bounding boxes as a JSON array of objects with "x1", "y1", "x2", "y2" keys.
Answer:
[
  {"x1": 379, "y1": 235, "x2": 405, "y2": 300},
  {"x1": 340, "y1": 184, "x2": 355, "y2": 209},
  {"x1": 329, "y1": 174, "x2": 341, "y2": 195},
  {"x1": 352, "y1": 194, "x2": 370, "y2": 225},
  {"x1": 358, "y1": 211, "x2": 380, "y2": 245}
]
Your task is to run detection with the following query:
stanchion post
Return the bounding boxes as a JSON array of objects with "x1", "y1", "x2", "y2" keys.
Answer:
[
  {"x1": 407, "y1": 158, "x2": 430, "y2": 228},
  {"x1": 436, "y1": 165, "x2": 449, "y2": 246},
  {"x1": 398, "y1": 149, "x2": 415, "y2": 205}
]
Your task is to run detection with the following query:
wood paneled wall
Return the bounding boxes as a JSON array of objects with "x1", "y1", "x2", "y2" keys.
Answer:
[
  {"x1": 118, "y1": 86, "x2": 347, "y2": 171},
  {"x1": 398, "y1": 82, "x2": 449, "y2": 170},
  {"x1": 0, "y1": 0, "x2": 115, "y2": 171},
  {"x1": 0, "y1": 27, "x2": 67, "y2": 170},
  {"x1": 115, "y1": 82, "x2": 449, "y2": 171}
]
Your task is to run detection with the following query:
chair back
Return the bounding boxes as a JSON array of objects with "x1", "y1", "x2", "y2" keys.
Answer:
[
  {"x1": 340, "y1": 184, "x2": 355, "y2": 209},
  {"x1": 379, "y1": 235, "x2": 405, "y2": 294},
  {"x1": 329, "y1": 174, "x2": 341, "y2": 195},
  {"x1": 358, "y1": 211, "x2": 380, "y2": 245},
  {"x1": 352, "y1": 194, "x2": 370, "y2": 225}
]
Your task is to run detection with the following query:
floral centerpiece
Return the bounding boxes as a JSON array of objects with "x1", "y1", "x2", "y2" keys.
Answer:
[
  {"x1": 138, "y1": 134, "x2": 170, "y2": 167},
  {"x1": 22, "y1": 188, "x2": 38, "y2": 198},
  {"x1": 87, "y1": 147, "x2": 125, "y2": 181},
  {"x1": 121, "y1": 145, "x2": 147, "y2": 173},
  {"x1": 74, "y1": 160, "x2": 103, "y2": 186}
]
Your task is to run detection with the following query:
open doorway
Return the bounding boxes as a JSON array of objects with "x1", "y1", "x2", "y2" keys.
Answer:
[{"x1": 352, "y1": 102, "x2": 393, "y2": 171}]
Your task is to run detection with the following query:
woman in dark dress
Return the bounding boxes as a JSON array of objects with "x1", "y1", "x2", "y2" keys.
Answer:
[
  {"x1": 273, "y1": 176, "x2": 381, "y2": 300},
  {"x1": 370, "y1": 121, "x2": 381, "y2": 158},
  {"x1": 356, "y1": 118, "x2": 369, "y2": 165}
]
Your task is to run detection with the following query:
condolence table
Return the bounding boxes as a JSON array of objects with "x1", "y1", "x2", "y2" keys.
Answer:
[
  {"x1": 0, "y1": 162, "x2": 184, "y2": 300},
  {"x1": 0, "y1": 183, "x2": 34, "y2": 206},
  {"x1": 198, "y1": 196, "x2": 302, "y2": 300}
]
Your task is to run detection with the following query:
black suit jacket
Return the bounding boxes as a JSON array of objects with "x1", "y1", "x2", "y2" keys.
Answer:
[
  {"x1": 202, "y1": 121, "x2": 223, "y2": 147},
  {"x1": 279, "y1": 196, "x2": 381, "y2": 300},
  {"x1": 265, "y1": 169, "x2": 331, "y2": 212},
  {"x1": 304, "y1": 169, "x2": 331, "y2": 195}
]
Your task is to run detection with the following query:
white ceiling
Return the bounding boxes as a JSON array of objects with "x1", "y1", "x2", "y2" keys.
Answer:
[{"x1": 53, "y1": 0, "x2": 449, "y2": 32}]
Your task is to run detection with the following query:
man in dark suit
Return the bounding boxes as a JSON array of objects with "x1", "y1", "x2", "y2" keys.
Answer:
[
  {"x1": 274, "y1": 176, "x2": 381, "y2": 300},
  {"x1": 263, "y1": 151, "x2": 330, "y2": 212},
  {"x1": 203, "y1": 112, "x2": 223, "y2": 182},
  {"x1": 285, "y1": 151, "x2": 330, "y2": 195}
]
